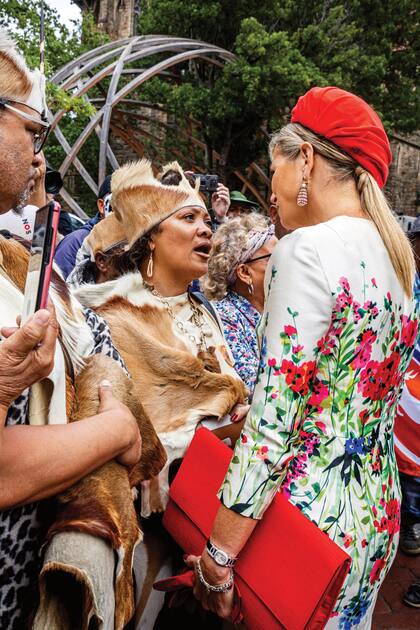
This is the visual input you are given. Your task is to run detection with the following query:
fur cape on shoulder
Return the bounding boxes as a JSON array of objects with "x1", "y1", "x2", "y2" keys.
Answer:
[{"x1": 74, "y1": 272, "x2": 247, "y2": 512}]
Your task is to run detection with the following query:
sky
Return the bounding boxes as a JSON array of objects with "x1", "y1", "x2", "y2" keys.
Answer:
[{"x1": 45, "y1": 0, "x2": 82, "y2": 30}]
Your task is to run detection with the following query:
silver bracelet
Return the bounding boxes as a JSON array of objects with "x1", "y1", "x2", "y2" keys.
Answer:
[{"x1": 196, "y1": 558, "x2": 234, "y2": 593}]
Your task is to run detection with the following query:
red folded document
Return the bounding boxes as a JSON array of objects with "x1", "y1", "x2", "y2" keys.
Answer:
[{"x1": 162, "y1": 428, "x2": 351, "y2": 630}]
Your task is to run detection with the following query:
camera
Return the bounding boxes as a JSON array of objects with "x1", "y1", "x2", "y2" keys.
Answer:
[
  {"x1": 194, "y1": 173, "x2": 219, "y2": 193},
  {"x1": 45, "y1": 167, "x2": 63, "y2": 195}
]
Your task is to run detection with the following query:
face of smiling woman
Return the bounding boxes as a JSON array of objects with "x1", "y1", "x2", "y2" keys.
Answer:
[{"x1": 150, "y1": 205, "x2": 213, "y2": 288}]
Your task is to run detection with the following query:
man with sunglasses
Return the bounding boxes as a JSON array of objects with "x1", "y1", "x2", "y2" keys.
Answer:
[
  {"x1": 0, "y1": 32, "x2": 141, "y2": 629},
  {"x1": 0, "y1": 80, "x2": 49, "y2": 215}
]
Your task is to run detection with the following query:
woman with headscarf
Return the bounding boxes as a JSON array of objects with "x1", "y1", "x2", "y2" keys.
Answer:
[
  {"x1": 202, "y1": 214, "x2": 276, "y2": 398},
  {"x1": 187, "y1": 87, "x2": 419, "y2": 629}
]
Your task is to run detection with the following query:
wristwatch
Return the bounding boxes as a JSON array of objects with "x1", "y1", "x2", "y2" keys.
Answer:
[{"x1": 206, "y1": 539, "x2": 237, "y2": 568}]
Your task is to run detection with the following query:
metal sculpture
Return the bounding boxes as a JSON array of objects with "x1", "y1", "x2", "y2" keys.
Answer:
[{"x1": 49, "y1": 35, "x2": 270, "y2": 217}]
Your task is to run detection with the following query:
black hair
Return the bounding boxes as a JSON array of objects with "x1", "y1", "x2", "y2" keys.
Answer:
[
  {"x1": 111, "y1": 224, "x2": 161, "y2": 275},
  {"x1": 160, "y1": 169, "x2": 197, "y2": 188},
  {"x1": 97, "y1": 174, "x2": 112, "y2": 200},
  {"x1": 74, "y1": 243, "x2": 130, "y2": 285}
]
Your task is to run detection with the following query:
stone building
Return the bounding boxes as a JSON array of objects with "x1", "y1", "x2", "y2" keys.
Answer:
[
  {"x1": 74, "y1": 0, "x2": 140, "y2": 39},
  {"x1": 387, "y1": 133, "x2": 420, "y2": 217}
]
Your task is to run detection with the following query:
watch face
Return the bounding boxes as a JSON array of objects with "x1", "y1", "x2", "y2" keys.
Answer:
[{"x1": 214, "y1": 550, "x2": 228, "y2": 565}]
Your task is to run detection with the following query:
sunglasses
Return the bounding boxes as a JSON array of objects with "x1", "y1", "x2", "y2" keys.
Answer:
[
  {"x1": 0, "y1": 97, "x2": 50, "y2": 154},
  {"x1": 246, "y1": 253, "x2": 271, "y2": 264}
]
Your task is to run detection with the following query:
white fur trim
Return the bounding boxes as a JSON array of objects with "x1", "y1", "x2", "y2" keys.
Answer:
[{"x1": 73, "y1": 272, "x2": 157, "y2": 310}]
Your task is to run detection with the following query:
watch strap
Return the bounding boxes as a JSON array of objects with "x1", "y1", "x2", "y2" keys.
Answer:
[{"x1": 206, "y1": 539, "x2": 237, "y2": 567}]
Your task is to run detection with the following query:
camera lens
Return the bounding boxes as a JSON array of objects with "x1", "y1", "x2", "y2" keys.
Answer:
[{"x1": 45, "y1": 168, "x2": 63, "y2": 195}]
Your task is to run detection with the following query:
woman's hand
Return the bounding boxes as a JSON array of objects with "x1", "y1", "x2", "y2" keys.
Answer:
[
  {"x1": 185, "y1": 553, "x2": 235, "y2": 619},
  {"x1": 230, "y1": 402, "x2": 250, "y2": 423},
  {"x1": 212, "y1": 184, "x2": 231, "y2": 221},
  {"x1": 97, "y1": 380, "x2": 142, "y2": 469},
  {"x1": 0, "y1": 306, "x2": 58, "y2": 413}
]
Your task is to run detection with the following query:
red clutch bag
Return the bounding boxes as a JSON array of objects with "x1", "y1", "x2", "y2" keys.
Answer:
[{"x1": 162, "y1": 428, "x2": 351, "y2": 630}]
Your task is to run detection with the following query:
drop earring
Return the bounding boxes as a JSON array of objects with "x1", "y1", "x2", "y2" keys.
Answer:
[
  {"x1": 297, "y1": 178, "x2": 308, "y2": 207},
  {"x1": 248, "y1": 281, "x2": 254, "y2": 295},
  {"x1": 147, "y1": 252, "x2": 154, "y2": 278}
]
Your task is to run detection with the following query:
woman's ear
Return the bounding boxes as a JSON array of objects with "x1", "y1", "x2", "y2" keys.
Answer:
[
  {"x1": 94, "y1": 252, "x2": 108, "y2": 273},
  {"x1": 236, "y1": 263, "x2": 252, "y2": 285},
  {"x1": 300, "y1": 141, "x2": 315, "y2": 179}
]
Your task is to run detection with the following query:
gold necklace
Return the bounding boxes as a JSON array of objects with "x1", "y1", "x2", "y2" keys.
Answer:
[{"x1": 147, "y1": 284, "x2": 207, "y2": 352}]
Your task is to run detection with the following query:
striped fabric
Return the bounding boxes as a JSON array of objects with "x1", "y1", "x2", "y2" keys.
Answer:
[{"x1": 395, "y1": 275, "x2": 420, "y2": 476}]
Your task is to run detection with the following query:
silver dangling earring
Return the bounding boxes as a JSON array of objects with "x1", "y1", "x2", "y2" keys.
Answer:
[
  {"x1": 147, "y1": 252, "x2": 154, "y2": 278},
  {"x1": 248, "y1": 281, "x2": 254, "y2": 295},
  {"x1": 297, "y1": 178, "x2": 308, "y2": 207}
]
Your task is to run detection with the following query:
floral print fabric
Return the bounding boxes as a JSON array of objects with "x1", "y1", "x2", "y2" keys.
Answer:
[
  {"x1": 214, "y1": 291, "x2": 260, "y2": 398},
  {"x1": 220, "y1": 217, "x2": 419, "y2": 629}
]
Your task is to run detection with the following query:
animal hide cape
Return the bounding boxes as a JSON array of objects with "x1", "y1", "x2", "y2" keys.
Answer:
[
  {"x1": 0, "y1": 237, "x2": 166, "y2": 630},
  {"x1": 74, "y1": 272, "x2": 247, "y2": 515}
]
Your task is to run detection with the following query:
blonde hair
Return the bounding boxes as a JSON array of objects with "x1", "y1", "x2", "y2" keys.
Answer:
[
  {"x1": 269, "y1": 123, "x2": 415, "y2": 298},
  {"x1": 0, "y1": 31, "x2": 32, "y2": 102},
  {"x1": 201, "y1": 213, "x2": 269, "y2": 300}
]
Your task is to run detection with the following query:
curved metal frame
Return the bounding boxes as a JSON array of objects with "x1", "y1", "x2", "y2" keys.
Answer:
[{"x1": 49, "y1": 35, "x2": 268, "y2": 217}]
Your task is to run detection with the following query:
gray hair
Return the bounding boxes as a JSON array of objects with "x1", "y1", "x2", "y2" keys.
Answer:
[{"x1": 201, "y1": 213, "x2": 270, "y2": 301}]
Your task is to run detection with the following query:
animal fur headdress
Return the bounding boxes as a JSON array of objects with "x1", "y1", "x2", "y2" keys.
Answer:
[
  {"x1": 111, "y1": 159, "x2": 206, "y2": 248},
  {"x1": 0, "y1": 30, "x2": 46, "y2": 116},
  {"x1": 86, "y1": 213, "x2": 127, "y2": 260}
]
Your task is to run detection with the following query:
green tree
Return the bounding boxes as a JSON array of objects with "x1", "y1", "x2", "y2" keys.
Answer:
[
  {"x1": 139, "y1": 0, "x2": 419, "y2": 182},
  {"x1": 0, "y1": 0, "x2": 109, "y2": 213}
]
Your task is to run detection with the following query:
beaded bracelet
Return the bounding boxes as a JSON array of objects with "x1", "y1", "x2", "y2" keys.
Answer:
[{"x1": 196, "y1": 558, "x2": 234, "y2": 593}]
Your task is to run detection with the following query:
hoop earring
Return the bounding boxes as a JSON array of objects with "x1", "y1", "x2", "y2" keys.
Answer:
[
  {"x1": 297, "y1": 179, "x2": 308, "y2": 207},
  {"x1": 248, "y1": 281, "x2": 254, "y2": 295},
  {"x1": 147, "y1": 252, "x2": 154, "y2": 278}
]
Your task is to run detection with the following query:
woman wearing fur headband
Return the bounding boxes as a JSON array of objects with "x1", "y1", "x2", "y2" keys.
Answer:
[
  {"x1": 73, "y1": 160, "x2": 249, "y2": 493},
  {"x1": 71, "y1": 159, "x2": 248, "y2": 624}
]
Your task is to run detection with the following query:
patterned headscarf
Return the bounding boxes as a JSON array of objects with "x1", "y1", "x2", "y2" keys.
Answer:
[{"x1": 227, "y1": 224, "x2": 275, "y2": 285}]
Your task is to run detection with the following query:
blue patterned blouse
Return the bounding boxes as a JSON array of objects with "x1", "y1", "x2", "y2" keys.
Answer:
[{"x1": 214, "y1": 291, "x2": 260, "y2": 399}]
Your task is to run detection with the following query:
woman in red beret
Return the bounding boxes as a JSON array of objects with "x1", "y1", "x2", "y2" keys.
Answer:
[{"x1": 187, "y1": 87, "x2": 419, "y2": 628}]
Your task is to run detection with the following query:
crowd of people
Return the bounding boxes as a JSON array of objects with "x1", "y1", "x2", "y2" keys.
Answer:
[{"x1": 0, "y1": 29, "x2": 419, "y2": 630}]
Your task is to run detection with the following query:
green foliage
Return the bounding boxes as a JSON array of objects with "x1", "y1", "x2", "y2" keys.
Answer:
[
  {"x1": 0, "y1": 0, "x2": 417, "y2": 207},
  {"x1": 0, "y1": 2, "x2": 106, "y2": 117},
  {"x1": 139, "y1": 0, "x2": 419, "y2": 181},
  {"x1": 0, "y1": 1, "x2": 109, "y2": 214}
]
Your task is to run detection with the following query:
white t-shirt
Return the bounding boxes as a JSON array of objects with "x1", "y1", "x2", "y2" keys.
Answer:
[{"x1": 0, "y1": 204, "x2": 38, "y2": 240}]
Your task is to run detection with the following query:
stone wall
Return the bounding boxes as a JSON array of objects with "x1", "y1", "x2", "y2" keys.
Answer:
[
  {"x1": 386, "y1": 133, "x2": 420, "y2": 217},
  {"x1": 74, "y1": 0, "x2": 137, "y2": 39}
]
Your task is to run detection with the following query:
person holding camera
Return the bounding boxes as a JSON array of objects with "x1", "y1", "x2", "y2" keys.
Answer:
[{"x1": 183, "y1": 170, "x2": 231, "y2": 230}]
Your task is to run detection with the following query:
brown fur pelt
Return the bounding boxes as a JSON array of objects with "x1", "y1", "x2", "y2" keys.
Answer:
[
  {"x1": 0, "y1": 233, "x2": 29, "y2": 289},
  {"x1": 44, "y1": 353, "x2": 167, "y2": 630},
  {"x1": 97, "y1": 298, "x2": 247, "y2": 436},
  {"x1": 0, "y1": 236, "x2": 167, "y2": 629}
]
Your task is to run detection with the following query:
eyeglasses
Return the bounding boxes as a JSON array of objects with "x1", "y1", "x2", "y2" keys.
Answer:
[
  {"x1": 246, "y1": 253, "x2": 272, "y2": 264},
  {"x1": 0, "y1": 97, "x2": 50, "y2": 154}
]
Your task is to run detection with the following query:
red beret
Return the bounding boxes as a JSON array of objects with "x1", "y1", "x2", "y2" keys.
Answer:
[{"x1": 291, "y1": 86, "x2": 392, "y2": 188}]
